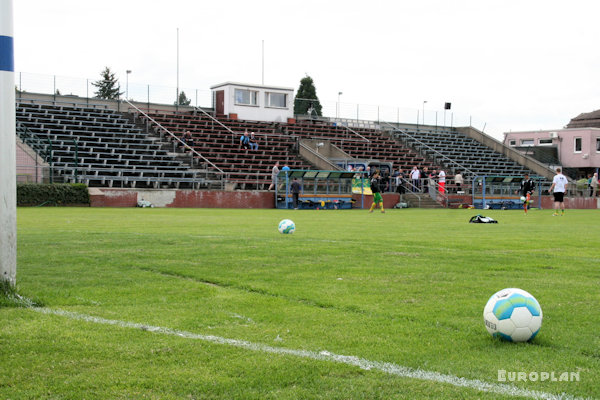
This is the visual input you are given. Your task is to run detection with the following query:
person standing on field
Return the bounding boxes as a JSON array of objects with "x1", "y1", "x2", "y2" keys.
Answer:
[
  {"x1": 549, "y1": 167, "x2": 568, "y2": 216},
  {"x1": 368, "y1": 170, "x2": 385, "y2": 213},
  {"x1": 516, "y1": 173, "x2": 535, "y2": 215}
]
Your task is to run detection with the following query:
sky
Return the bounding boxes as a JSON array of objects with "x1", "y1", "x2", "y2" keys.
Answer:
[{"x1": 12, "y1": 0, "x2": 600, "y2": 140}]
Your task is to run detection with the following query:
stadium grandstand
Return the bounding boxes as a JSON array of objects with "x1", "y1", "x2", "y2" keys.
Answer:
[{"x1": 14, "y1": 88, "x2": 560, "y2": 208}]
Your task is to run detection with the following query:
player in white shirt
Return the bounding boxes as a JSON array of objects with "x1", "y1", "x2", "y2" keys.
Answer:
[{"x1": 548, "y1": 167, "x2": 568, "y2": 216}]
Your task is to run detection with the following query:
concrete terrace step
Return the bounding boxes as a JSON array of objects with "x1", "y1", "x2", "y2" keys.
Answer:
[{"x1": 401, "y1": 192, "x2": 444, "y2": 208}]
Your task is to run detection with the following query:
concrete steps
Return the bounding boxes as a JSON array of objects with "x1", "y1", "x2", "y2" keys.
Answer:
[{"x1": 401, "y1": 192, "x2": 444, "y2": 208}]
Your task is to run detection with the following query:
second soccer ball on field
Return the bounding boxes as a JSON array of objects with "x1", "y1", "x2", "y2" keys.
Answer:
[{"x1": 278, "y1": 219, "x2": 295, "y2": 234}]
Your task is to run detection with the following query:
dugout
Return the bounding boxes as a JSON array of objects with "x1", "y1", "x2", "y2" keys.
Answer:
[
  {"x1": 472, "y1": 175, "x2": 543, "y2": 210},
  {"x1": 275, "y1": 169, "x2": 365, "y2": 209}
]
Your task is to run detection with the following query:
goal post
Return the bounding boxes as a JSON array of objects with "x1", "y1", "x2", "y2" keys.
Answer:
[{"x1": 0, "y1": 0, "x2": 17, "y2": 286}]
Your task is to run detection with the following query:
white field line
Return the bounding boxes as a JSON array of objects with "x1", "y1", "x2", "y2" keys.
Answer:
[{"x1": 32, "y1": 307, "x2": 589, "y2": 400}]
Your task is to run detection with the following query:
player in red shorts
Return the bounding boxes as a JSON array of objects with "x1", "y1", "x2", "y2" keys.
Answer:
[{"x1": 516, "y1": 173, "x2": 535, "y2": 215}]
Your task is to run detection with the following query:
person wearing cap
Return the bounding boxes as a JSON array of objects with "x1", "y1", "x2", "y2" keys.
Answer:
[{"x1": 249, "y1": 132, "x2": 259, "y2": 151}]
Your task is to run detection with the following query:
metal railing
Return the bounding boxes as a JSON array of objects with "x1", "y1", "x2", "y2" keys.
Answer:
[
  {"x1": 16, "y1": 71, "x2": 501, "y2": 138},
  {"x1": 385, "y1": 176, "x2": 451, "y2": 207},
  {"x1": 126, "y1": 100, "x2": 226, "y2": 177},
  {"x1": 16, "y1": 71, "x2": 212, "y2": 109},
  {"x1": 16, "y1": 121, "x2": 55, "y2": 183},
  {"x1": 298, "y1": 141, "x2": 344, "y2": 171},
  {"x1": 192, "y1": 106, "x2": 240, "y2": 145},
  {"x1": 339, "y1": 123, "x2": 370, "y2": 143},
  {"x1": 14, "y1": 164, "x2": 221, "y2": 189},
  {"x1": 515, "y1": 146, "x2": 578, "y2": 180},
  {"x1": 381, "y1": 121, "x2": 476, "y2": 179}
]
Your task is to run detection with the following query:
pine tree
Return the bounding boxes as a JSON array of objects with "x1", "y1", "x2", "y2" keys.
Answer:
[
  {"x1": 175, "y1": 91, "x2": 192, "y2": 106},
  {"x1": 92, "y1": 67, "x2": 122, "y2": 99},
  {"x1": 294, "y1": 75, "x2": 322, "y2": 117}
]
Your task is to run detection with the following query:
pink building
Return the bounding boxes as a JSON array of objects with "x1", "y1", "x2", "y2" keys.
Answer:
[{"x1": 503, "y1": 128, "x2": 600, "y2": 178}]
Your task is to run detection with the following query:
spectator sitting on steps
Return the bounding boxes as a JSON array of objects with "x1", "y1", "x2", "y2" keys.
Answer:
[
  {"x1": 249, "y1": 132, "x2": 259, "y2": 151},
  {"x1": 181, "y1": 131, "x2": 194, "y2": 152},
  {"x1": 240, "y1": 130, "x2": 250, "y2": 150}
]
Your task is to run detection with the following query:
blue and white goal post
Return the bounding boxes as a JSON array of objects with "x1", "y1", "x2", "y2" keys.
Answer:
[
  {"x1": 275, "y1": 170, "x2": 366, "y2": 210},
  {"x1": 471, "y1": 175, "x2": 543, "y2": 210},
  {"x1": 0, "y1": 0, "x2": 17, "y2": 286}
]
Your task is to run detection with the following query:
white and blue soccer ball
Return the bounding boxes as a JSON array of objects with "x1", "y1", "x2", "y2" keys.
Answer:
[
  {"x1": 278, "y1": 219, "x2": 295, "y2": 234},
  {"x1": 483, "y1": 288, "x2": 542, "y2": 342}
]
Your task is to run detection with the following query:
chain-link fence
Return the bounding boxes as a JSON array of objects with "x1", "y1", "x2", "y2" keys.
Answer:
[
  {"x1": 16, "y1": 72, "x2": 212, "y2": 109},
  {"x1": 17, "y1": 72, "x2": 496, "y2": 133}
]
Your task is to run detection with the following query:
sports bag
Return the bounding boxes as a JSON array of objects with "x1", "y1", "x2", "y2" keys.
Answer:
[{"x1": 469, "y1": 214, "x2": 498, "y2": 223}]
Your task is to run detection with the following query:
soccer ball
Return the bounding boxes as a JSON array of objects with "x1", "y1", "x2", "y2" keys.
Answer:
[
  {"x1": 483, "y1": 288, "x2": 542, "y2": 342},
  {"x1": 278, "y1": 219, "x2": 295, "y2": 234},
  {"x1": 520, "y1": 196, "x2": 526, "y2": 202}
]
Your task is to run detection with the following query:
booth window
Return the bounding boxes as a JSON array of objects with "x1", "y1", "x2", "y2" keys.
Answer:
[
  {"x1": 265, "y1": 92, "x2": 287, "y2": 108},
  {"x1": 235, "y1": 89, "x2": 258, "y2": 106}
]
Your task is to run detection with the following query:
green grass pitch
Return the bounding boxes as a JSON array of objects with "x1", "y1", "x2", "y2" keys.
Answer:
[{"x1": 1, "y1": 207, "x2": 599, "y2": 399}]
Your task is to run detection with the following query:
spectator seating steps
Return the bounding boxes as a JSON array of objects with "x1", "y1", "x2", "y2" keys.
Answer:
[{"x1": 16, "y1": 102, "x2": 202, "y2": 189}]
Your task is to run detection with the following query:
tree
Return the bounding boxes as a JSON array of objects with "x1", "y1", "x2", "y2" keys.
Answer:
[
  {"x1": 92, "y1": 67, "x2": 122, "y2": 99},
  {"x1": 294, "y1": 75, "x2": 322, "y2": 117},
  {"x1": 175, "y1": 90, "x2": 192, "y2": 106}
]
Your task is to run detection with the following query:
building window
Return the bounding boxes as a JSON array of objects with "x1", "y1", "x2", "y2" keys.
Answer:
[
  {"x1": 265, "y1": 92, "x2": 287, "y2": 108},
  {"x1": 234, "y1": 89, "x2": 258, "y2": 106},
  {"x1": 520, "y1": 139, "x2": 534, "y2": 146},
  {"x1": 538, "y1": 138, "x2": 553, "y2": 145},
  {"x1": 574, "y1": 137, "x2": 582, "y2": 153},
  {"x1": 596, "y1": 137, "x2": 600, "y2": 152},
  {"x1": 508, "y1": 140, "x2": 516, "y2": 146}
]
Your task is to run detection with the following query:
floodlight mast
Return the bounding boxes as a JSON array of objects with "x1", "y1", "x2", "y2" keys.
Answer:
[{"x1": 0, "y1": 0, "x2": 17, "y2": 286}]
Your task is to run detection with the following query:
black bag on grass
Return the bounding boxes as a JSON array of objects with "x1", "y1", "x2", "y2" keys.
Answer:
[{"x1": 469, "y1": 214, "x2": 498, "y2": 224}]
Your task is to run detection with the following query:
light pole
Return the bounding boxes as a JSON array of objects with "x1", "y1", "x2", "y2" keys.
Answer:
[
  {"x1": 422, "y1": 100, "x2": 427, "y2": 125},
  {"x1": 337, "y1": 91, "x2": 343, "y2": 119},
  {"x1": 126, "y1": 70, "x2": 131, "y2": 100}
]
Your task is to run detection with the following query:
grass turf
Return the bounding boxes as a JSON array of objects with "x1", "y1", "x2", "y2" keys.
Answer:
[{"x1": 1, "y1": 207, "x2": 599, "y2": 399}]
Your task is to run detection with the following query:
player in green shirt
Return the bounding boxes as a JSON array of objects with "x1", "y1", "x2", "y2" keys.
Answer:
[{"x1": 369, "y1": 170, "x2": 385, "y2": 213}]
